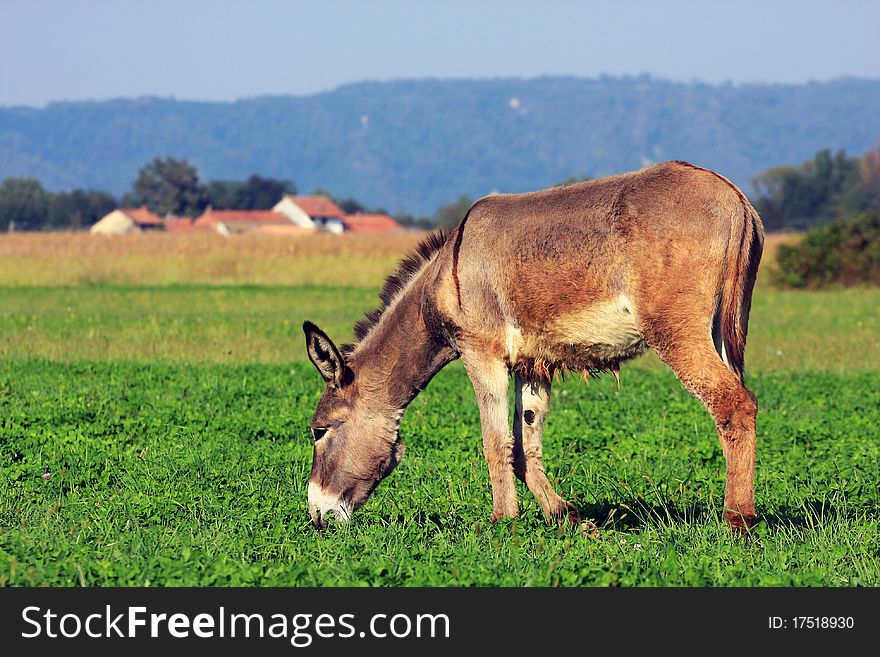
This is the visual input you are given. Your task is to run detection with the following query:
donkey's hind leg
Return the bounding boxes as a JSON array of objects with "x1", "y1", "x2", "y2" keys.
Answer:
[
  {"x1": 462, "y1": 352, "x2": 518, "y2": 522},
  {"x1": 645, "y1": 327, "x2": 758, "y2": 535},
  {"x1": 513, "y1": 374, "x2": 579, "y2": 524}
]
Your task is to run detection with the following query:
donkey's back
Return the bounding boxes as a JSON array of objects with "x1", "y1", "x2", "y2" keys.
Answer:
[{"x1": 447, "y1": 160, "x2": 763, "y2": 380}]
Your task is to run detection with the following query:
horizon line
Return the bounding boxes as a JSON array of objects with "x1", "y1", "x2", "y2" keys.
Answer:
[{"x1": 3, "y1": 73, "x2": 879, "y2": 110}]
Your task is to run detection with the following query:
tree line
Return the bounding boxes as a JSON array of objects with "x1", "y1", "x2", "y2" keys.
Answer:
[
  {"x1": 2, "y1": 149, "x2": 878, "y2": 233},
  {"x1": 0, "y1": 158, "x2": 300, "y2": 232},
  {"x1": 753, "y1": 146, "x2": 880, "y2": 231},
  {"x1": 0, "y1": 157, "x2": 437, "y2": 232}
]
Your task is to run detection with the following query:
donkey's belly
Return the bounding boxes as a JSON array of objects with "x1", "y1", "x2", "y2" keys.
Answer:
[{"x1": 509, "y1": 296, "x2": 646, "y2": 371}]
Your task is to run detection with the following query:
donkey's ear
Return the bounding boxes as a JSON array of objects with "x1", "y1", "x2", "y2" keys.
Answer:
[{"x1": 303, "y1": 321, "x2": 349, "y2": 387}]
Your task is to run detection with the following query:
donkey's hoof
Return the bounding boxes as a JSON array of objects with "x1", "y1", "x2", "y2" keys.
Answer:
[
  {"x1": 725, "y1": 510, "x2": 757, "y2": 537},
  {"x1": 555, "y1": 502, "x2": 580, "y2": 526},
  {"x1": 546, "y1": 501, "x2": 580, "y2": 526},
  {"x1": 490, "y1": 509, "x2": 517, "y2": 523}
]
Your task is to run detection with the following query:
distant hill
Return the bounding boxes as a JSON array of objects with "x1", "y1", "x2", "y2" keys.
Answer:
[{"x1": 1, "y1": 76, "x2": 879, "y2": 215}]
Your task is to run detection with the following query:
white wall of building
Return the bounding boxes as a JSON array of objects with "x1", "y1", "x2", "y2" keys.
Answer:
[
  {"x1": 90, "y1": 210, "x2": 137, "y2": 235},
  {"x1": 272, "y1": 197, "x2": 316, "y2": 228}
]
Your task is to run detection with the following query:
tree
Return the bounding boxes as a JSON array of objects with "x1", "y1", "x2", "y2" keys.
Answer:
[
  {"x1": 336, "y1": 197, "x2": 366, "y2": 214},
  {"x1": 128, "y1": 157, "x2": 208, "y2": 217},
  {"x1": 433, "y1": 195, "x2": 473, "y2": 229},
  {"x1": 393, "y1": 212, "x2": 433, "y2": 230},
  {"x1": 0, "y1": 177, "x2": 49, "y2": 231},
  {"x1": 753, "y1": 148, "x2": 861, "y2": 231},
  {"x1": 205, "y1": 180, "x2": 243, "y2": 210},
  {"x1": 47, "y1": 189, "x2": 116, "y2": 230},
  {"x1": 240, "y1": 175, "x2": 296, "y2": 210},
  {"x1": 773, "y1": 209, "x2": 880, "y2": 288},
  {"x1": 207, "y1": 175, "x2": 296, "y2": 210},
  {"x1": 840, "y1": 145, "x2": 880, "y2": 215}
]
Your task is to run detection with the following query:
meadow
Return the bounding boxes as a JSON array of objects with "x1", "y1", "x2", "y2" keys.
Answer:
[{"x1": 1, "y1": 232, "x2": 878, "y2": 586}]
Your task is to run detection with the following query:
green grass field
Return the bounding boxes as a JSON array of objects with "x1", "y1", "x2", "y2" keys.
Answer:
[
  {"x1": 1, "y1": 244, "x2": 879, "y2": 586},
  {"x1": 2, "y1": 285, "x2": 877, "y2": 371}
]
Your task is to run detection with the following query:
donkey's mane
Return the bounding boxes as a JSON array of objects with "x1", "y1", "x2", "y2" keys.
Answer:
[{"x1": 341, "y1": 230, "x2": 447, "y2": 354}]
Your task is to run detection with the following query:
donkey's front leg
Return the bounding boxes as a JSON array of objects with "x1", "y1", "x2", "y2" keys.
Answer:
[
  {"x1": 462, "y1": 353, "x2": 518, "y2": 522},
  {"x1": 513, "y1": 374, "x2": 579, "y2": 524}
]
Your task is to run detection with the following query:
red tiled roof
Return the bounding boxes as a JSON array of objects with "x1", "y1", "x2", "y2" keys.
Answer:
[
  {"x1": 194, "y1": 209, "x2": 291, "y2": 225},
  {"x1": 122, "y1": 207, "x2": 164, "y2": 226},
  {"x1": 162, "y1": 218, "x2": 193, "y2": 232},
  {"x1": 341, "y1": 213, "x2": 401, "y2": 234},
  {"x1": 288, "y1": 195, "x2": 345, "y2": 218},
  {"x1": 162, "y1": 217, "x2": 215, "y2": 233}
]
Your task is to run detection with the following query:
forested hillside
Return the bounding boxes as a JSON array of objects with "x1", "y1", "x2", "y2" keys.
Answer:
[{"x1": 1, "y1": 76, "x2": 878, "y2": 215}]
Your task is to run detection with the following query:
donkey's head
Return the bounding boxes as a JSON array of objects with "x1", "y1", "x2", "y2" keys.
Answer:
[{"x1": 302, "y1": 321, "x2": 405, "y2": 529}]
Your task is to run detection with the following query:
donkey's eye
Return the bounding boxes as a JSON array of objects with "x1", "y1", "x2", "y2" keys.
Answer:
[{"x1": 312, "y1": 427, "x2": 328, "y2": 442}]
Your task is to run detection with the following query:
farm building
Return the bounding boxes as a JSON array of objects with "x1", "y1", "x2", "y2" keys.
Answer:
[
  {"x1": 91, "y1": 197, "x2": 401, "y2": 237},
  {"x1": 341, "y1": 212, "x2": 401, "y2": 234},
  {"x1": 273, "y1": 195, "x2": 347, "y2": 234},
  {"x1": 90, "y1": 207, "x2": 165, "y2": 235},
  {"x1": 163, "y1": 217, "x2": 198, "y2": 233},
  {"x1": 192, "y1": 208, "x2": 315, "y2": 236}
]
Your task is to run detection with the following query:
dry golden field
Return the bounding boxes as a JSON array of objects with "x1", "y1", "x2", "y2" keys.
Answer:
[
  {"x1": 0, "y1": 231, "x2": 429, "y2": 287},
  {"x1": 0, "y1": 229, "x2": 799, "y2": 288}
]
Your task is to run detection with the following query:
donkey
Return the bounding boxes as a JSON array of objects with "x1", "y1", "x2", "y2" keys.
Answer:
[{"x1": 304, "y1": 160, "x2": 764, "y2": 534}]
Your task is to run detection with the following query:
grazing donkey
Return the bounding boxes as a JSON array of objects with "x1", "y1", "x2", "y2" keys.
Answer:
[{"x1": 304, "y1": 161, "x2": 764, "y2": 534}]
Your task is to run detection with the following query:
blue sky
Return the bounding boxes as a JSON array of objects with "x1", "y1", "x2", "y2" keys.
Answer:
[{"x1": 1, "y1": 0, "x2": 879, "y2": 106}]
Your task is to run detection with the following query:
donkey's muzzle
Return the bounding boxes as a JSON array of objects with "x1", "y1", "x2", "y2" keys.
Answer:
[
  {"x1": 308, "y1": 480, "x2": 347, "y2": 530},
  {"x1": 309, "y1": 506, "x2": 326, "y2": 531}
]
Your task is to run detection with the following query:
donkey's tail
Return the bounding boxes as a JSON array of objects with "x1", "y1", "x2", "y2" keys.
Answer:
[{"x1": 719, "y1": 196, "x2": 765, "y2": 382}]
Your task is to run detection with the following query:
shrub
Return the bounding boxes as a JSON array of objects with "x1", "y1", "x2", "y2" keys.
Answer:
[{"x1": 773, "y1": 211, "x2": 880, "y2": 288}]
